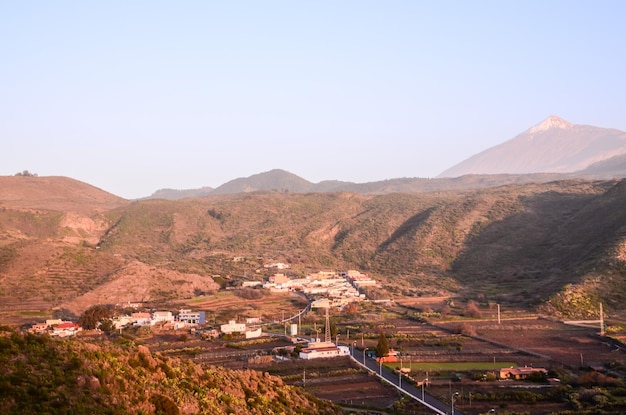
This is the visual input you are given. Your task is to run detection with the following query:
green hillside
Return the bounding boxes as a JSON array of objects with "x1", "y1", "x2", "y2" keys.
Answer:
[{"x1": 0, "y1": 328, "x2": 339, "y2": 414}]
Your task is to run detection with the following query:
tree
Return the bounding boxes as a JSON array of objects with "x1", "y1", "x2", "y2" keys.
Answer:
[
  {"x1": 77, "y1": 305, "x2": 114, "y2": 330},
  {"x1": 15, "y1": 170, "x2": 37, "y2": 177},
  {"x1": 98, "y1": 319, "x2": 114, "y2": 334},
  {"x1": 376, "y1": 331, "x2": 389, "y2": 358}
]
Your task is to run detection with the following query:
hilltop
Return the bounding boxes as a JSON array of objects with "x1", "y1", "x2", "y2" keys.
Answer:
[{"x1": 0, "y1": 175, "x2": 128, "y2": 212}]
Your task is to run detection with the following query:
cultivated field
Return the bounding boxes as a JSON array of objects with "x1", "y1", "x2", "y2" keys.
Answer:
[{"x1": 437, "y1": 317, "x2": 626, "y2": 370}]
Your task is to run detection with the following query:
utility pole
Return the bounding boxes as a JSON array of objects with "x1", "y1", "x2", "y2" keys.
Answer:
[
  {"x1": 451, "y1": 392, "x2": 460, "y2": 415},
  {"x1": 497, "y1": 303, "x2": 501, "y2": 324},
  {"x1": 600, "y1": 303, "x2": 605, "y2": 336},
  {"x1": 324, "y1": 307, "x2": 330, "y2": 343}
]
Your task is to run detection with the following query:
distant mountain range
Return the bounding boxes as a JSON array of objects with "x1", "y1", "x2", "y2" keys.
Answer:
[{"x1": 146, "y1": 116, "x2": 626, "y2": 200}]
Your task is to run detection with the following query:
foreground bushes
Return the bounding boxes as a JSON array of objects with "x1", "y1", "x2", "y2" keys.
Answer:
[{"x1": 0, "y1": 329, "x2": 340, "y2": 415}]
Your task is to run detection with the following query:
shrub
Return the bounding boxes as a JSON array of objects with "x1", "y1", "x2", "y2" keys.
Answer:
[
  {"x1": 464, "y1": 300, "x2": 482, "y2": 318},
  {"x1": 234, "y1": 288, "x2": 264, "y2": 300},
  {"x1": 150, "y1": 393, "x2": 180, "y2": 415},
  {"x1": 453, "y1": 322, "x2": 476, "y2": 336}
]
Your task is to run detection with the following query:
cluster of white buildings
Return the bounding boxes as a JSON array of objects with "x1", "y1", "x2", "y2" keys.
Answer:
[
  {"x1": 110, "y1": 309, "x2": 206, "y2": 330},
  {"x1": 262, "y1": 270, "x2": 376, "y2": 307},
  {"x1": 28, "y1": 310, "x2": 208, "y2": 336},
  {"x1": 28, "y1": 319, "x2": 82, "y2": 337}
]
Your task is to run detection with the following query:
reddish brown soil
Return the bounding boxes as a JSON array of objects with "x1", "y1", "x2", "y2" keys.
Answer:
[{"x1": 439, "y1": 318, "x2": 626, "y2": 369}]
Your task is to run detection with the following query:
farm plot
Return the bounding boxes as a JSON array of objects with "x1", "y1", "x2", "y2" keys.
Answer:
[
  {"x1": 370, "y1": 318, "x2": 537, "y2": 367},
  {"x1": 260, "y1": 357, "x2": 399, "y2": 409},
  {"x1": 444, "y1": 318, "x2": 626, "y2": 370}
]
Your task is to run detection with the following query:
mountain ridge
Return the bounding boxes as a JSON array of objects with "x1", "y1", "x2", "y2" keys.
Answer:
[
  {"x1": 2, "y1": 175, "x2": 626, "y2": 320},
  {"x1": 143, "y1": 117, "x2": 626, "y2": 199}
]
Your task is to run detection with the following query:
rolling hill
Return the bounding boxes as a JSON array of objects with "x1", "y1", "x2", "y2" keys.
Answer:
[
  {"x1": 1, "y1": 175, "x2": 626, "y2": 321},
  {"x1": 0, "y1": 175, "x2": 128, "y2": 212}
]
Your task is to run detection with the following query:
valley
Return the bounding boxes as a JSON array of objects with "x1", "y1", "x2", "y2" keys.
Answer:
[{"x1": 2, "y1": 175, "x2": 626, "y2": 414}]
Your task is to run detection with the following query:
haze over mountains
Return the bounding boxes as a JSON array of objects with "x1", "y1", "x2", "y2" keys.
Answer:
[
  {"x1": 148, "y1": 116, "x2": 626, "y2": 200},
  {"x1": 2, "y1": 115, "x2": 626, "y2": 322}
]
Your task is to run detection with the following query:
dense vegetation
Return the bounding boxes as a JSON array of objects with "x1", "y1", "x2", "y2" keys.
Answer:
[{"x1": 0, "y1": 328, "x2": 340, "y2": 414}]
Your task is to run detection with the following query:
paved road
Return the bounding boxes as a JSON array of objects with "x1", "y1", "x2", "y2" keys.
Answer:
[{"x1": 350, "y1": 347, "x2": 465, "y2": 415}]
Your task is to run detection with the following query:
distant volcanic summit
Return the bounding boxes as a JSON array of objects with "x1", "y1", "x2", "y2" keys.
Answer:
[
  {"x1": 438, "y1": 115, "x2": 626, "y2": 177},
  {"x1": 528, "y1": 115, "x2": 573, "y2": 134}
]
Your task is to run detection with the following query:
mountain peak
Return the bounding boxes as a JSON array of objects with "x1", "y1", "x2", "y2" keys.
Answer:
[
  {"x1": 528, "y1": 115, "x2": 573, "y2": 134},
  {"x1": 437, "y1": 116, "x2": 626, "y2": 178}
]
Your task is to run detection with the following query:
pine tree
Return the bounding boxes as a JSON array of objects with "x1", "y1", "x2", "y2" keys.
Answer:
[{"x1": 376, "y1": 331, "x2": 389, "y2": 358}]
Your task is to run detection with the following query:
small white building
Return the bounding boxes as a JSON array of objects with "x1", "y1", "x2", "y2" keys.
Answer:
[
  {"x1": 131, "y1": 312, "x2": 152, "y2": 326},
  {"x1": 242, "y1": 281, "x2": 263, "y2": 288},
  {"x1": 51, "y1": 322, "x2": 82, "y2": 337},
  {"x1": 112, "y1": 315, "x2": 134, "y2": 329},
  {"x1": 152, "y1": 311, "x2": 174, "y2": 324},
  {"x1": 265, "y1": 262, "x2": 290, "y2": 270},
  {"x1": 220, "y1": 320, "x2": 246, "y2": 334},
  {"x1": 245, "y1": 327, "x2": 263, "y2": 339}
]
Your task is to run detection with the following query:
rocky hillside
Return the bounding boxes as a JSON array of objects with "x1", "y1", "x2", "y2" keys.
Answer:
[{"x1": 1, "y1": 176, "x2": 626, "y2": 319}]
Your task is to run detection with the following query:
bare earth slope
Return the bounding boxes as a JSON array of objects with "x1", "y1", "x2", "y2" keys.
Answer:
[
  {"x1": 1, "y1": 175, "x2": 626, "y2": 320},
  {"x1": 0, "y1": 175, "x2": 128, "y2": 213}
]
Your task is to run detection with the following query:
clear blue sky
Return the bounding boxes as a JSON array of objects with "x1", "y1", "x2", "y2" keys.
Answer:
[{"x1": 2, "y1": 1, "x2": 625, "y2": 199}]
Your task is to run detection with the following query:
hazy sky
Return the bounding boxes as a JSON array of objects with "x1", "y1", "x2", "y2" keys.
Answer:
[{"x1": 2, "y1": 1, "x2": 626, "y2": 199}]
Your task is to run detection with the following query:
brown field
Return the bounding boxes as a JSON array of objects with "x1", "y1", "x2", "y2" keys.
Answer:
[
  {"x1": 437, "y1": 317, "x2": 626, "y2": 370},
  {"x1": 182, "y1": 290, "x2": 308, "y2": 324},
  {"x1": 259, "y1": 357, "x2": 399, "y2": 409}
]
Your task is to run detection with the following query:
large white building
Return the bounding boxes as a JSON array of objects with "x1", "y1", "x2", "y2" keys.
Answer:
[
  {"x1": 299, "y1": 341, "x2": 350, "y2": 360},
  {"x1": 178, "y1": 309, "x2": 206, "y2": 325}
]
